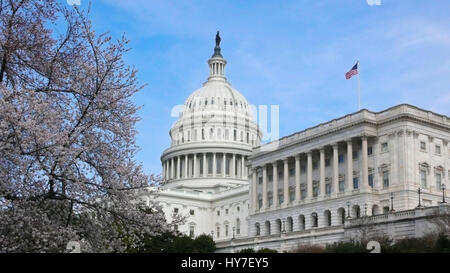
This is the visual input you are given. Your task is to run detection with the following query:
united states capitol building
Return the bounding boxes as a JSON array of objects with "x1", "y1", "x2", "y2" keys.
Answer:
[{"x1": 148, "y1": 34, "x2": 450, "y2": 252}]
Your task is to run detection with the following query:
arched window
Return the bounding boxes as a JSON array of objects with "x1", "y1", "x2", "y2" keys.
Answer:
[
  {"x1": 275, "y1": 219, "x2": 282, "y2": 234},
  {"x1": 311, "y1": 212, "x2": 318, "y2": 228},
  {"x1": 236, "y1": 218, "x2": 241, "y2": 235},
  {"x1": 286, "y1": 217, "x2": 293, "y2": 232},
  {"x1": 255, "y1": 223, "x2": 260, "y2": 236},
  {"x1": 298, "y1": 215, "x2": 305, "y2": 230},
  {"x1": 337, "y1": 207, "x2": 346, "y2": 224},
  {"x1": 324, "y1": 210, "x2": 332, "y2": 226},
  {"x1": 265, "y1": 220, "x2": 271, "y2": 235}
]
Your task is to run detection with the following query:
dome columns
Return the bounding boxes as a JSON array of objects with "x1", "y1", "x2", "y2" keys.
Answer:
[{"x1": 162, "y1": 152, "x2": 249, "y2": 182}]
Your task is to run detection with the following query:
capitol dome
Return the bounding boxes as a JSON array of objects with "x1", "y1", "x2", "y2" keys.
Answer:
[{"x1": 161, "y1": 32, "x2": 262, "y2": 187}]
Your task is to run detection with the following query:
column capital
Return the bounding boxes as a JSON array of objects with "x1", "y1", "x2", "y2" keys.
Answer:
[
  {"x1": 283, "y1": 157, "x2": 289, "y2": 163},
  {"x1": 346, "y1": 139, "x2": 353, "y2": 144},
  {"x1": 332, "y1": 142, "x2": 339, "y2": 148},
  {"x1": 307, "y1": 150, "x2": 312, "y2": 156},
  {"x1": 361, "y1": 134, "x2": 368, "y2": 140},
  {"x1": 295, "y1": 154, "x2": 301, "y2": 159}
]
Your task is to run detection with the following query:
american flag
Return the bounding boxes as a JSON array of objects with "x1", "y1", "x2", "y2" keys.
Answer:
[{"x1": 345, "y1": 62, "x2": 358, "y2": 79}]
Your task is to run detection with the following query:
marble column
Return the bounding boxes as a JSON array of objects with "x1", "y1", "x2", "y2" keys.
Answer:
[
  {"x1": 262, "y1": 165, "x2": 268, "y2": 209},
  {"x1": 171, "y1": 158, "x2": 174, "y2": 179},
  {"x1": 320, "y1": 148, "x2": 325, "y2": 197},
  {"x1": 307, "y1": 151, "x2": 313, "y2": 199},
  {"x1": 295, "y1": 155, "x2": 301, "y2": 202},
  {"x1": 222, "y1": 153, "x2": 226, "y2": 177},
  {"x1": 332, "y1": 144, "x2": 339, "y2": 194},
  {"x1": 241, "y1": 156, "x2": 246, "y2": 178},
  {"x1": 213, "y1": 153, "x2": 217, "y2": 176},
  {"x1": 203, "y1": 153, "x2": 207, "y2": 177},
  {"x1": 361, "y1": 136, "x2": 369, "y2": 191},
  {"x1": 283, "y1": 158, "x2": 289, "y2": 205},
  {"x1": 232, "y1": 154, "x2": 236, "y2": 178},
  {"x1": 273, "y1": 162, "x2": 278, "y2": 207},
  {"x1": 177, "y1": 156, "x2": 181, "y2": 180},
  {"x1": 184, "y1": 154, "x2": 188, "y2": 178},
  {"x1": 347, "y1": 140, "x2": 353, "y2": 191},
  {"x1": 252, "y1": 169, "x2": 258, "y2": 212},
  {"x1": 193, "y1": 154, "x2": 197, "y2": 178}
]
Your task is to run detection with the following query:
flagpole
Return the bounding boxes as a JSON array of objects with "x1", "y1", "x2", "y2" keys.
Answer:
[{"x1": 357, "y1": 60, "x2": 360, "y2": 110}]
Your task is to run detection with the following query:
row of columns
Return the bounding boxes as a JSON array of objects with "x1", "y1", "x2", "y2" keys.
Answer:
[
  {"x1": 252, "y1": 137, "x2": 370, "y2": 212},
  {"x1": 163, "y1": 153, "x2": 248, "y2": 181}
]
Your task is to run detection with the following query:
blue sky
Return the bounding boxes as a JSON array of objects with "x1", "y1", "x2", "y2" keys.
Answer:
[{"x1": 76, "y1": 0, "x2": 450, "y2": 175}]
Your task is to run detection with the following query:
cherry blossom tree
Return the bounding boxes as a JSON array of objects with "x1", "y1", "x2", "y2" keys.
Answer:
[{"x1": 0, "y1": 0, "x2": 172, "y2": 252}]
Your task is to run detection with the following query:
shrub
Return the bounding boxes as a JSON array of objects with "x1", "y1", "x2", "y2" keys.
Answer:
[{"x1": 291, "y1": 244, "x2": 325, "y2": 253}]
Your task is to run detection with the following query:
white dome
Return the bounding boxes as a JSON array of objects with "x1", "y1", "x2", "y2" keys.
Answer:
[
  {"x1": 182, "y1": 79, "x2": 253, "y2": 118},
  {"x1": 160, "y1": 34, "x2": 262, "y2": 188}
]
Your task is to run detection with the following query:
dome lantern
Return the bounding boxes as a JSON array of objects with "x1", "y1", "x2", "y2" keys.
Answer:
[{"x1": 207, "y1": 31, "x2": 227, "y2": 81}]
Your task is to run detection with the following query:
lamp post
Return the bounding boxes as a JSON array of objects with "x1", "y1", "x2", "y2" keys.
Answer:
[
  {"x1": 346, "y1": 201, "x2": 352, "y2": 219},
  {"x1": 417, "y1": 188, "x2": 423, "y2": 208},
  {"x1": 441, "y1": 184, "x2": 447, "y2": 204},
  {"x1": 390, "y1": 192, "x2": 395, "y2": 212}
]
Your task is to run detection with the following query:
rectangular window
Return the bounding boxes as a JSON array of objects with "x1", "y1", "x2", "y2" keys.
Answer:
[
  {"x1": 225, "y1": 209, "x2": 229, "y2": 214},
  {"x1": 436, "y1": 173, "x2": 442, "y2": 190},
  {"x1": 313, "y1": 183, "x2": 318, "y2": 197},
  {"x1": 279, "y1": 194, "x2": 283, "y2": 204},
  {"x1": 352, "y1": 151, "x2": 358, "y2": 159},
  {"x1": 174, "y1": 208, "x2": 179, "y2": 213},
  {"x1": 301, "y1": 189, "x2": 307, "y2": 199},
  {"x1": 217, "y1": 210, "x2": 220, "y2": 216},
  {"x1": 383, "y1": 171, "x2": 389, "y2": 188},
  {"x1": 289, "y1": 191, "x2": 295, "y2": 201},
  {"x1": 225, "y1": 225, "x2": 229, "y2": 237},
  {"x1": 268, "y1": 196, "x2": 273, "y2": 206},
  {"x1": 216, "y1": 227, "x2": 220, "y2": 238},
  {"x1": 420, "y1": 141, "x2": 426, "y2": 151},
  {"x1": 325, "y1": 158, "x2": 330, "y2": 166},
  {"x1": 189, "y1": 226, "x2": 195, "y2": 238},
  {"x1": 368, "y1": 174, "x2": 374, "y2": 188},
  {"x1": 216, "y1": 158, "x2": 222, "y2": 174},
  {"x1": 381, "y1": 142, "x2": 388, "y2": 153},
  {"x1": 420, "y1": 170, "x2": 427, "y2": 188},
  {"x1": 368, "y1": 146, "x2": 373, "y2": 156},
  {"x1": 258, "y1": 177, "x2": 262, "y2": 184},
  {"x1": 338, "y1": 154, "x2": 344, "y2": 163},
  {"x1": 339, "y1": 180, "x2": 345, "y2": 192},
  {"x1": 190, "y1": 209, "x2": 195, "y2": 215},
  {"x1": 258, "y1": 198, "x2": 262, "y2": 209},
  {"x1": 325, "y1": 184, "x2": 331, "y2": 195},
  {"x1": 289, "y1": 168, "x2": 295, "y2": 176},
  {"x1": 313, "y1": 162, "x2": 318, "y2": 170},
  {"x1": 435, "y1": 145, "x2": 441, "y2": 155},
  {"x1": 353, "y1": 177, "x2": 359, "y2": 189},
  {"x1": 208, "y1": 157, "x2": 213, "y2": 174}
]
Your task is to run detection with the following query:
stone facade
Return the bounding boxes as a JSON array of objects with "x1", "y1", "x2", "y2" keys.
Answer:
[{"x1": 149, "y1": 38, "x2": 450, "y2": 252}]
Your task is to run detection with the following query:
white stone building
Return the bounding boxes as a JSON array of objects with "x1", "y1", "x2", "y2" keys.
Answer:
[
  {"x1": 154, "y1": 36, "x2": 261, "y2": 241},
  {"x1": 151, "y1": 35, "x2": 450, "y2": 252}
]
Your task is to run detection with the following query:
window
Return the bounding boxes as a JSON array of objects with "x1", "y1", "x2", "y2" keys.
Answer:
[
  {"x1": 189, "y1": 225, "x2": 195, "y2": 238},
  {"x1": 420, "y1": 170, "x2": 427, "y2": 188},
  {"x1": 289, "y1": 190, "x2": 295, "y2": 201},
  {"x1": 338, "y1": 154, "x2": 344, "y2": 163},
  {"x1": 258, "y1": 196, "x2": 263, "y2": 209},
  {"x1": 313, "y1": 182, "x2": 319, "y2": 197},
  {"x1": 383, "y1": 171, "x2": 389, "y2": 188},
  {"x1": 368, "y1": 146, "x2": 373, "y2": 156},
  {"x1": 225, "y1": 209, "x2": 229, "y2": 215},
  {"x1": 190, "y1": 209, "x2": 195, "y2": 215},
  {"x1": 435, "y1": 145, "x2": 441, "y2": 155},
  {"x1": 436, "y1": 173, "x2": 442, "y2": 190},
  {"x1": 225, "y1": 225, "x2": 229, "y2": 237},
  {"x1": 236, "y1": 219, "x2": 240, "y2": 235},
  {"x1": 325, "y1": 184, "x2": 331, "y2": 195},
  {"x1": 352, "y1": 150, "x2": 358, "y2": 159},
  {"x1": 217, "y1": 210, "x2": 220, "y2": 216},
  {"x1": 368, "y1": 174, "x2": 374, "y2": 188},
  {"x1": 313, "y1": 162, "x2": 318, "y2": 170},
  {"x1": 289, "y1": 168, "x2": 294, "y2": 176},
  {"x1": 279, "y1": 194, "x2": 283, "y2": 204},
  {"x1": 325, "y1": 158, "x2": 330, "y2": 166},
  {"x1": 174, "y1": 208, "x2": 179, "y2": 213},
  {"x1": 381, "y1": 142, "x2": 388, "y2": 153},
  {"x1": 353, "y1": 177, "x2": 359, "y2": 189},
  {"x1": 339, "y1": 180, "x2": 345, "y2": 192},
  {"x1": 301, "y1": 189, "x2": 307, "y2": 199},
  {"x1": 420, "y1": 141, "x2": 426, "y2": 151},
  {"x1": 258, "y1": 177, "x2": 262, "y2": 184},
  {"x1": 174, "y1": 224, "x2": 178, "y2": 231},
  {"x1": 268, "y1": 195, "x2": 273, "y2": 206},
  {"x1": 236, "y1": 206, "x2": 240, "y2": 212},
  {"x1": 216, "y1": 226, "x2": 220, "y2": 238},
  {"x1": 233, "y1": 130, "x2": 237, "y2": 141}
]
